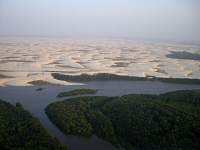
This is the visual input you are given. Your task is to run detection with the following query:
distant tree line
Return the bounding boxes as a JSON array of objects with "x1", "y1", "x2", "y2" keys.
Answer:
[{"x1": 52, "y1": 73, "x2": 200, "y2": 84}]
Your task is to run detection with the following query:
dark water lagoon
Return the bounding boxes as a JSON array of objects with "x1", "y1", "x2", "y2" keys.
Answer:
[{"x1": 0, "y1": 80, "x2": 200, "y2": 150}]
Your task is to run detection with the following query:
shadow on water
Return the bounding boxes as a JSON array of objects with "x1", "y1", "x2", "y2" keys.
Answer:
[{"x1": 0, "y1": 80, "x2": 200, "y2": 150}]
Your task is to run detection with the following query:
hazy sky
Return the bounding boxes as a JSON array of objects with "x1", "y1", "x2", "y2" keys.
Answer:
[{"x1": 0, "y1": 0, "x2": 200, "y2": 43}]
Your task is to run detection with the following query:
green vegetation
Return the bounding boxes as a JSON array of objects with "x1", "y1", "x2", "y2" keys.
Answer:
[
  {"x1": 46, "y1": 90, "x2": 200, "y2": 150},
  {"x1": 52, "y1": 73, "x2": 200, "y2": 84},
  {"x1": 0, "y1": 100, "x2": 67, "y2": 150},
  {"x1": 28, "y1": 80, "x2": 56, "y2": 86},
  {"x1": 52, "y1": 73, "x2": 147, "y2": 82},
  {"x1": 57, "y1": 89, "x2": 97, "y2": 97}
]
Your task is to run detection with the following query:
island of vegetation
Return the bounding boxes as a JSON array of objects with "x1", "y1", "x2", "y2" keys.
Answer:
[
  {"x1": 46, "y1": 90, "x2": 200, "y2": 150},
  {"x1": 52, "y1": 73, "x2": 200, "y2": 84},
  {"x1": 0, "y1": 100, "x2": 67, "y2": 150},
  {"x1": 28, "y1": 80, "x2": 57, "y2": 86},
  {"x1": 57, "y1": 89, "x2": 97, "y2": 97}
]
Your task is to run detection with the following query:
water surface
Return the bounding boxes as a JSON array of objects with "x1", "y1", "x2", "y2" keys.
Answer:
[{"x1": 0, "y1": 80, "x2": 200, "y2": 150}]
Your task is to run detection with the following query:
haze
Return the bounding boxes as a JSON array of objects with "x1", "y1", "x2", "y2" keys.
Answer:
[{"x1": 0, "y1": 0, "x2": 200, "y2": 43}]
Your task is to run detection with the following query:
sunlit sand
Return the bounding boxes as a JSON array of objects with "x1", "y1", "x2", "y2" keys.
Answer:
[{"x1": 0, "y1": 37, "x2": 199, "y2": 86}]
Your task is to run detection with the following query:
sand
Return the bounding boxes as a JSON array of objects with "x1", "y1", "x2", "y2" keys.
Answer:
[{"x1": 0, "y1": 37, "x2": 199, "y2": 86}]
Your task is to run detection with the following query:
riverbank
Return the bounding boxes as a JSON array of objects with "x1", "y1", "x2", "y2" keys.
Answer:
[
  {"x1": 52, "y1": 73, "x2": 200, "y2": 84},
  {"x1": 0, "y1": 80, "x2": 200, "y2": 150}
]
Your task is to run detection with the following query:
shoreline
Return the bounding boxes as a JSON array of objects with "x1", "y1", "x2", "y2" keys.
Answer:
[
  {"x1": 52, "y1": 73, "x2": 200, "y2": 85},
  {"x1": 1, "y1": 81, "x2": 200, "y2": 150}
]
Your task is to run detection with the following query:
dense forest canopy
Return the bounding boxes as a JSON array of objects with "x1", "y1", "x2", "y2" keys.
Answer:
[
  {"x1": 0, "y1": 100, "x2": 67, "y2": 150},
  {"x1": 46, "y1": 90, "x2": 200, "y2": 150}
]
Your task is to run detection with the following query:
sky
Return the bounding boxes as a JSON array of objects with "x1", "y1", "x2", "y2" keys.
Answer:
[{"x1": 0, "y1": 0, "x2": 200, "y2": 43}]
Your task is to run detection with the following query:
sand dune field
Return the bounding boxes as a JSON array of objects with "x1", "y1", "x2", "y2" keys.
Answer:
[{"x1": 0, "y1": 37, "x2": 199, "y2": 86}]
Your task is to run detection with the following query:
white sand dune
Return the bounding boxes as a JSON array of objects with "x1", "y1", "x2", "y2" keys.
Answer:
[{"x1": 0, "y1": 37, "x2": 199, "y2": 86}]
